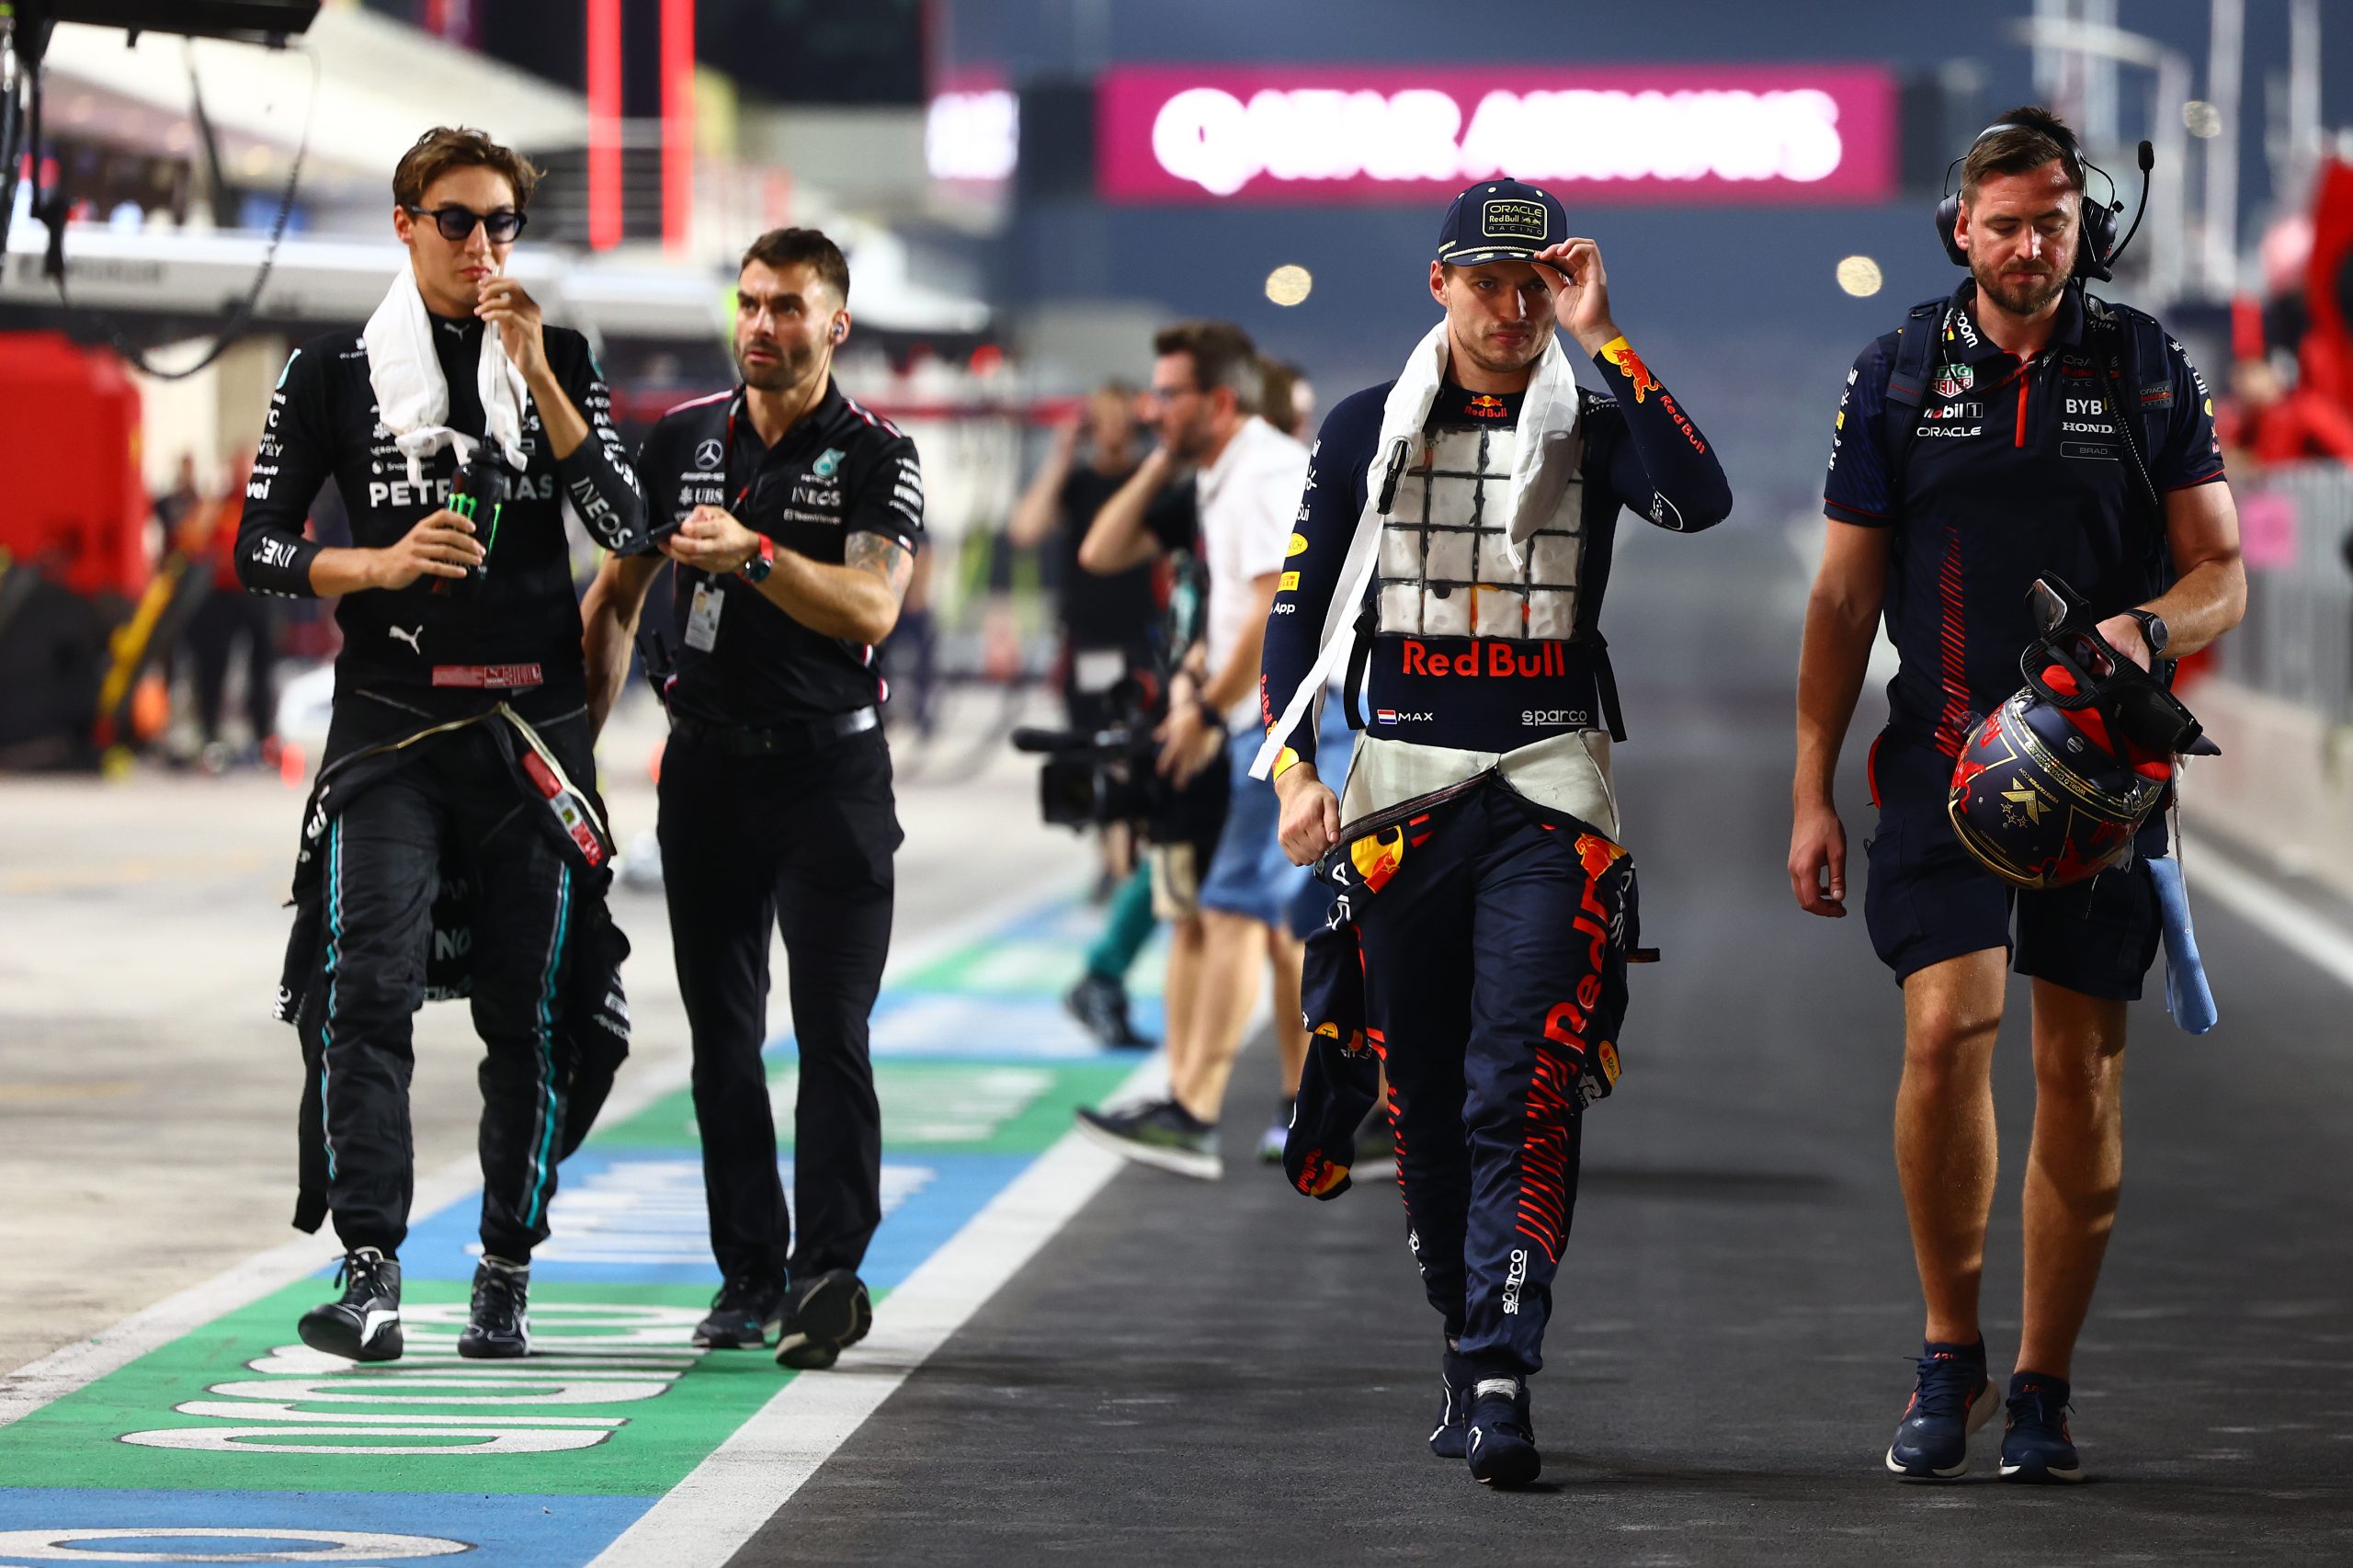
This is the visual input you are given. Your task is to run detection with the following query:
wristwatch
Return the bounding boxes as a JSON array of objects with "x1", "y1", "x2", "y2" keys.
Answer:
[
  {"x1": 737, "y1": 534, "x2": 776, "y2": 585},
  {"x1": 2126, "y1": 608, "x2": 2169, "y2": 659}
]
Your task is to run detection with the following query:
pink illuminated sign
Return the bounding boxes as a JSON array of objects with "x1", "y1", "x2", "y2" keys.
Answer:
[{"x1": 1098, "y1": 65, "x2": 1897, "y2": 205}]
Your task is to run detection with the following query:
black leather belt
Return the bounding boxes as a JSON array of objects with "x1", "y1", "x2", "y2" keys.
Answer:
[{"x1": 668, "y1": 706, "x2": 880, "y2": 756}]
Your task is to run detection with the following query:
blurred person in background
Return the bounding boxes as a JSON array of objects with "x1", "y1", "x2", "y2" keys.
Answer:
[
  {"x1": 2217, "y1": 353, "x2": 2353, "y2": 470},
  {"x1": 173, "y1": 449, "x2": 279, "y2": 771},
  {"x1": 1068, "y1": 321, "x2": 1347, "y2": 1176},
  {"x1": 1262, "y1": 179, "x2": 1733, "y2": 1486},
  {"x1": 1258, "y1": 358, "x2": 1314, "y2": 441},
  {"x1": 1791, "y1": 108, "x2": 2245, "y2": 1485},
  {"x1": 241, "y1": 126, "x2": 648, "y2": 1367},
  {"x1": 583, "y1": 227, "x2": 923, "y2": 1370},
  {"x1": 1007, "y1": 381, "x2": 1187, "y2": 1049},
  {"x1": 152, "y1": 452, "x2": 201, "y2": 538}
]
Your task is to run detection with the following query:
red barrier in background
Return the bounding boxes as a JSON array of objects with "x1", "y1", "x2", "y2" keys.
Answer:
[{"x1": 0, "y1": 333, "x2": 148, "y2": 600}]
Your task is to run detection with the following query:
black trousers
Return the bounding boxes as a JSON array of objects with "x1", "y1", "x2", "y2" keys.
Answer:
[
  {"x1": 306, "y1": 719, "x2": 589, "y2": 1260},
  {"x1": 657, "y1": 725, "x2": 899, "y2": 1282},
  {"x1": 1353, "y1": 788, "x2": 1625, "y2": 1380},
  {"x1": 184, "y1": 587, "x2": 277, "y2": 744}
]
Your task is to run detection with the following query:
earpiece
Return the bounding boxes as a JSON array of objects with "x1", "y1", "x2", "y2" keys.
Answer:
[
  {"x1": 832, "y1": 320, "x2": 847, "y2": 344},
  {"x1": 1935, "y1": 118, "x2": 2129, "y2": 283}
]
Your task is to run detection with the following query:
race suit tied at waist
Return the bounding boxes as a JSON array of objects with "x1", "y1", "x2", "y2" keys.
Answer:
[
  {"x1": 274, "y1": 703, "x2": 631, "y2": 1235},
  {"x1": 1283, "y1": 771, "x2": 1652, "y2": 1202}
]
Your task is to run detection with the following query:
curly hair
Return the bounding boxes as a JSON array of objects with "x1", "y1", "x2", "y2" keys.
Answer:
[{"x1": 392, "y1": 126, "x2": 541, "y2": 211}]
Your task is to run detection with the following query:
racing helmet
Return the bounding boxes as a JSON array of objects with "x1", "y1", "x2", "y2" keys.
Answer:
[{"x1": 1946, "y1": 576, "x2": 2217, "y2": 891}]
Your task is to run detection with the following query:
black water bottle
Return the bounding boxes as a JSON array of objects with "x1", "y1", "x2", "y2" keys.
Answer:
[{"x1": 445, "y1": 453, "x2": 508, "y2": 600}]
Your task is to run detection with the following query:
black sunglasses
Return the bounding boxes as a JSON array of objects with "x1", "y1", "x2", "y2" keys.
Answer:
[{"x1": 405, "y1": 205, "x2": 528, "y2": 244}]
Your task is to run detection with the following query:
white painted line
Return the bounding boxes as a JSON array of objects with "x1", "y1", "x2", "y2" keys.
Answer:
[
  {"x1": 585, "y1": 1078, "x2": 1153, "y2": 1568},
  {"x1": 0, "y1": 877, "x2": 1085, "y2": 1431},
  {"x1": 2180, "y1": 835, "x2": 2353, "y2": 994}
]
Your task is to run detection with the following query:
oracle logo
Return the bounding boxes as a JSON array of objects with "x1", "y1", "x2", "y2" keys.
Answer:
[{"x1": 1100, "y1": 66, "x2": 1895, "y2": 205}]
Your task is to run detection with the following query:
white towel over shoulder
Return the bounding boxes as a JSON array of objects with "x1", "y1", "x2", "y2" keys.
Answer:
[
  {"x1": 363, "y1": 266, "x2": 530, "y2": 488},
  {"x1": 1249, "y1": 321, "x2": 1584, "y2": 779}
]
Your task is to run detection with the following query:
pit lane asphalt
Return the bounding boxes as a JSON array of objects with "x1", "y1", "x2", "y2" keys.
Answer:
[{"x1": 745, "y1": 523, "x2": 2353, "y2": 1565}]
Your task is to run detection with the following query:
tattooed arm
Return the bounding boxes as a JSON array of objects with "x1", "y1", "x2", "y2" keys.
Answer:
[{"x1": 759, "y1": 529, "x2": 914, "y2": 644}]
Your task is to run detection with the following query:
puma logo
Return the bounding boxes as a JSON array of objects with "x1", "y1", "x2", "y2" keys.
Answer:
[
  {"x1": 360, "y1": 1308, "x2": 399, "y2": 1344},
  {"x1": 389, "y1": 624, "x2": 423, "y2": 654}
]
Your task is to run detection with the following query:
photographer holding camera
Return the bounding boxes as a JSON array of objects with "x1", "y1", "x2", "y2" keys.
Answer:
[{"x1": 581, "y1": 228, "x2": 920, "y2": 1369}]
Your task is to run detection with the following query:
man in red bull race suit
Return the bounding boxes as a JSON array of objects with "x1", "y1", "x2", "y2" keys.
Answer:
[{"x1": 1257, "y1": 178, "x2": 1732, "y2": 1487}]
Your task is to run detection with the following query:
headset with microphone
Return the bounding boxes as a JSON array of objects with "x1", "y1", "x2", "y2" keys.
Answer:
[{"x1": 1935, "y1": 118, "x2": 2154, "y2": 283}]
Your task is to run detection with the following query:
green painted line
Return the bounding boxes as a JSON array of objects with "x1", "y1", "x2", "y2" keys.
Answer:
[
  {"x1": 591, "y1": 1059, "x2": 1133, "y2": 1153},
  {"x1": 897, "y1": 939, "x2": 1165, "y2": 999},
  {"x1": 0, "y1": 1282, "x2": 813, "y2": 1497},
  {"x1": 0, "y1": 898, "x2": 1155, "y2": 1526}
]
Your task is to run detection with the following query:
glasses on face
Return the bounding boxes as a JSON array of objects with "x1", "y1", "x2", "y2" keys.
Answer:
[{"x1": 406, "y1": 205, "x2": 527, "y2": 244}]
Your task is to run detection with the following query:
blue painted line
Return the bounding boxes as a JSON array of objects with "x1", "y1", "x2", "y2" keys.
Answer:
[{"x1": 0, "y1": 1490, "x2": 649, "y2": 1568}]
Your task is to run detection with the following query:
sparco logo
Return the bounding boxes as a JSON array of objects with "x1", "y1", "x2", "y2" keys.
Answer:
[
  {"x1": 1522, "y1": 709, "x2": 1590, "y2": 726},
  {"x1": 1502, "y1": 1248, "x2": 1529, "y2": 1315}
]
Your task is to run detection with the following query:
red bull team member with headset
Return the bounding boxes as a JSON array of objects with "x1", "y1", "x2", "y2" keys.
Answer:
[
  {"x1": 583, "y1": 229, "x2": 923, "y2": 1369},
  {"x1": 1790, "y1": 108, "x2": 2245, "y2": 1483},
  {"x1": 1260, "y1": 178, "x2": 1732, "y2": 1486}
]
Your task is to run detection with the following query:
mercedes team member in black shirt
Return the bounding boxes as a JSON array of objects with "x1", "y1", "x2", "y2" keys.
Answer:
[
  {"x1": 582, "y1": 228, "x2": 922, "y2": 1369},
  {"x1": 239, "y1": 128, "x2": 647, "y2": 1362}
]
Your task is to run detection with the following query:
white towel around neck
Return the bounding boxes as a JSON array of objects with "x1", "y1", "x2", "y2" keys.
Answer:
[
  {"x1": 363, "y1": 265, "x2": 530, "y2": 488},
  {"x1": 1248, "y1": 319, "x2": 1584, "y2": 779}
]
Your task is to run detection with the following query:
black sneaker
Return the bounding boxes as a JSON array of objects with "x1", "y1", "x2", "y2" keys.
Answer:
[
  {"x1": 1064, "y1": 972, "x2": 1154, "y2": 1050},
  {"x1": 1999, "y1": 1371, "x2": 2086, "y2": 1483},
  {"x1": 1464, "y1": 1375, "x2": 1541, "y2": 1487},
  {"x1": 1074, "y1": 1098, "x2": 1221, "y2": 1180},
  {"x1": 695, "y1": 1271, "x2": 790, "y2": 1349},
  {"x1": 776, "y1": 1268, "x2": 873, "y2": 1370},
  {"x1": 298, "y1": 1247, "x2": 404, "y2": 1362},
  {"x1": 457, "y1": 1256, "x2": 531, "y2": 1359},
  {"x1": 1885, "y1": 1338, "x2": 1995, "y2": 1480},
  {"x1": 1429, "y1": 1348, "x2": 1475, "y2": 1460}
]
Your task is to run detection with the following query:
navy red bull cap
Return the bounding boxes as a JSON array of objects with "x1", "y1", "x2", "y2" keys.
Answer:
[{"x1": 1436, "y1": 177, "x2": 1567, "y2": 266}]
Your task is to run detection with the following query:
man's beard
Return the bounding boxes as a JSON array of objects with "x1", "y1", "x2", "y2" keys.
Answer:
[
  {"x1": 1163, "y1": 413, "x2": 1211, "y2": 464},
  {"x1": 1971, "y1": 256, "x2": 2069, "y2": 318},
  {"x1": 734, "y1": 335, "x2": 819, "y2": 392}
]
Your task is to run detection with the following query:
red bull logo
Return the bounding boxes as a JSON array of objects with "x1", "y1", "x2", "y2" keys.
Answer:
[
  {"x1": 1348, "y1": 825, "x2": 1406, "y2": 894},
  {"x1": 1399, "y1": 640, "x2": 1571, "y2": 678},
  {"x1": 1296, "y1": 1149, "x2": 1350, "y2": 1199},
  {"x1": 1597, "y1": 1039, "x2": 1620, "y2": 1085},
  {"x1": 1465, "y1": 393, "x2": 1510, "y2": 419},
  {"x1": 1574, "y1": 831, "x2": 1627, "y2": 881},
  {"x1": 1312, "y1": 1018, "x2": 1367, "y2": 1055},
  {"x1": 1601, "y1": 336, "x2": 1660, "y2": 403}
]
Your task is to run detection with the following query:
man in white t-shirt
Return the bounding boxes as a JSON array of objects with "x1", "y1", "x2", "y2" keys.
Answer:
[{"x1": 1067, "y1": 320, "x2": 1343, "y2": 1176}]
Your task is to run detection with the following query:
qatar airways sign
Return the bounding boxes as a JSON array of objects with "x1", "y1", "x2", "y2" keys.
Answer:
[{"x1": 1098, "y1": 66, "x2": 1895, "y2": 204}]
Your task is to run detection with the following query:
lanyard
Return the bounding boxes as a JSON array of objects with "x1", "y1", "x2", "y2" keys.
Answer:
[{"x1": 721, "y1": 390, "x2": 756, "y2": 515}]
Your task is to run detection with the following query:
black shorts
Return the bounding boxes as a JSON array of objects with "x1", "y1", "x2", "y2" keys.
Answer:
[{"x1": 1862, "y1": 738, "x2": 2163, "y2": 1001}]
